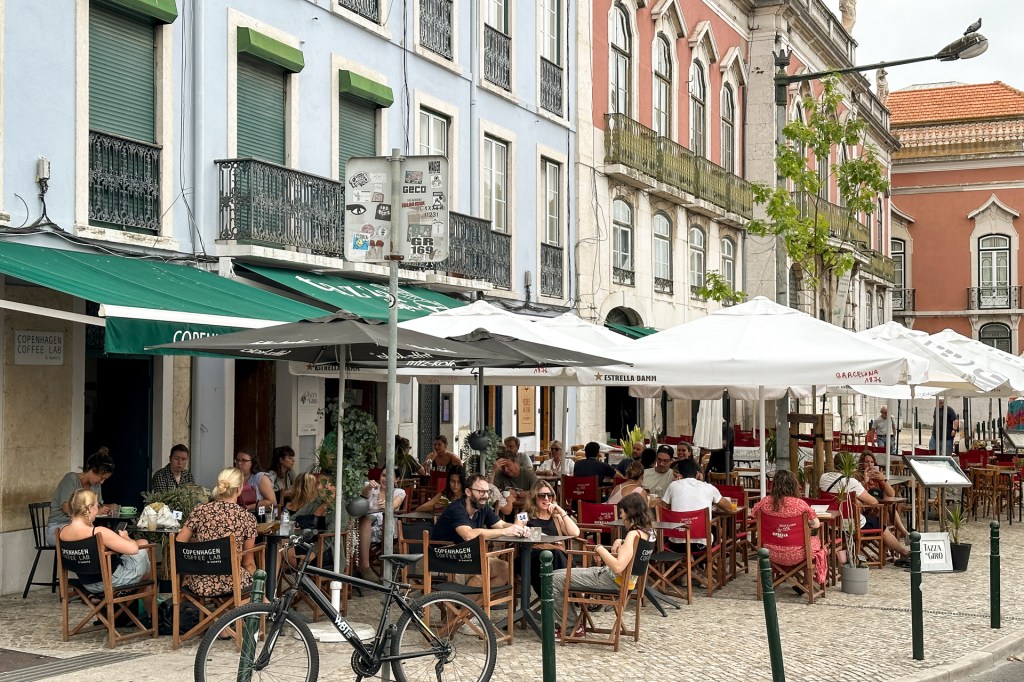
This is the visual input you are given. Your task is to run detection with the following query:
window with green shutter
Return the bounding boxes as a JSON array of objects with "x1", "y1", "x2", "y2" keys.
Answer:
[
  {"x1": 90, "y1": 4, "x2": 156, "y2": 142},
  {"x1": 237, "y1": 55, "x2": 287, "y2": 164},
  {"x1": 339, "y1": 95, "x2": 378, "y2": 183}
]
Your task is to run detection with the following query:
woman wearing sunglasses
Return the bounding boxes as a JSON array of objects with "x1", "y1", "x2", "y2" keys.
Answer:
[{"x1": 524, "y1": 480, "x2": 579, "y2": 596}]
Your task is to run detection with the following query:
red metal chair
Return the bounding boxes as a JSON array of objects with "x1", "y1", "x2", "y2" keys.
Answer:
[
  {"x1": 755, "y1": 510, "x2": 824, "y2": 603},
  {"x1": 560, "y1": 475, "x2": 600, "y2": 514}
]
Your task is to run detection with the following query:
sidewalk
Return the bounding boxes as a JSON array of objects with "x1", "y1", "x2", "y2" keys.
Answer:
[{"x1": 3, "y1": 517, "x2": 1023, "y2": 682}]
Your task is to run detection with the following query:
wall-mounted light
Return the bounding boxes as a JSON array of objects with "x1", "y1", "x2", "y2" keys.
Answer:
[{"x1": 36, "y1": 157, "x2": 51, "y2": 182}]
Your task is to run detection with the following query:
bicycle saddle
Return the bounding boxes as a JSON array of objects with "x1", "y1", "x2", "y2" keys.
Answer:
[{"x1": 380, "y1": 553, "x2": 423, "y2": 569}]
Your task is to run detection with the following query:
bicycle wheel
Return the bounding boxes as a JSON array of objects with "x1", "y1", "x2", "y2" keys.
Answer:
[
  {"x1": 194, "y1": 602, "x2": 319, "y2": 682},
  {"x1": 391, "y1": 591, "x2": 497, "y2": 682}
]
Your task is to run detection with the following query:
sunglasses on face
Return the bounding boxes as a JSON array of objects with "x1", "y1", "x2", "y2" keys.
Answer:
[{"x1": 536, "y1": 492, "x2": 555, "y2": 499}]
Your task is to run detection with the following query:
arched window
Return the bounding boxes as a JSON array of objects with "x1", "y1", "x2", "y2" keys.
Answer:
[
  {"x1": 689, "y1": 225, "x2": 705, "y2": 295},
  {"x1": 979, "y1": 234, "x2": 1010, "y2": 307},
  {"x1": 793, "y1": 101, "x2": 806, "y2": 160},
  {"x1": 653, "y1": 212, "x2": 672, "y2": 293},
  {"x1": 891, "y1": 238, "x2": 906, "y2": 311},
  {"x1": 876, "y1": 198, "x2": 884, "y2": 251},
  {"x1": 689, "y1": 61, "x2": 706, "y2": 157},
  {"x1": 838, "y1": 145, "x2": 849, "y2": 206},
  {"x1": 721, "y1": 85, "x2": 735, "y2": 173},
  {"x1": 721, "y1": 236, "x2": 735, "y2": 290},
  {"x1": 612, "y1": 199, "x2": 633, "y2": 283},
  {"x1": 653, "y1": 35, "x2": 672, "y2": 137},
  {"x1": 817, "y1": 150, "x2": 829, "y2": 199},
  {"x1": 610, "y1": 6, "x2": 631, "y2": 115},
  {"x1": 980, "y1": 322, "x2": 1012, "y2": 353}
]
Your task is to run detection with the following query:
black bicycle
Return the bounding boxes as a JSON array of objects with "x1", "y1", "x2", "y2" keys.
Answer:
[{"x1": 193, "y1": 530, "x2": 496, "y2": 682}]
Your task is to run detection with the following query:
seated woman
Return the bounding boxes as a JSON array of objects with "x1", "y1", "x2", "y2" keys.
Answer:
[
  {"x1": 415, "y1": 467, "x2": 465, "y2": 514},
  {"x1": 285, "y1": 472, "x2": 327, "y2": 525},
  {"x1": 176, "y1": 468, "x2": 258, "y2": 596},
  {"x1": 550, "y1": 494, "x2": 653, "y2": 638},
  {"x1": 424, "y1": 435, "x2": 463, "y2": 473},
  {"x1": 354, "y1": 480, "x2": 407, "y2": 582},
  {"x1": 751, "y1": 469, "x2": 827, "y2": 587},
  {"x1": 859, "y1": 452, "x2": 909, "y2": 538},
  {"x1": 47, "y1": 448, "x2": 115, "y2": 546},
  {"x1": 607, "y1": 461, "x2": 648, "y2": 504},
  {"x1": 57, "y1": 488, "x2": 151, "y2": 592},
  {"x1": 233, "y1": 448, "x2": 275, "y2": 512},
  {"x1": 268, "y1": 446, "x2": 297, "y2": 502},
  {"x1": 525, "y1": 480, "x2": 579, "y2": 595}
]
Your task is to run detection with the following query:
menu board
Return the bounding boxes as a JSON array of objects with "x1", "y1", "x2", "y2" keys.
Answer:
[
  {"x1": 344, "y1": 155, "x2": 449, "y2": 264},
  {"x1": 903, "y1": 456, "x2": 972, "y2": 488}
]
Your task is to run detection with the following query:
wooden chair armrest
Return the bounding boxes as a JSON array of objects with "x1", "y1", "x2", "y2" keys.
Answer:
[
  {"x1": 485, "y1": 545, "x2": 516, "y2": 562},
  {"x1": 240, "y1": 543, "x2": 266, "y2": 568}
]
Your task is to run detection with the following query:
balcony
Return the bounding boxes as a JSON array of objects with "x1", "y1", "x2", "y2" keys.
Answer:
[
  {"x1": 419, "y1": 0, "x2": 452, "y2": 59},
  {"x1": 863, "y1": 250, "x2": 896, "y2": 284},
  {"x1": 216, "y1": 158, "x2": 344, "y2": 256},
  {"x1": 968, "y1": 286, "x2": 1021, "y2": 310},
  {"x1": 792, "y1": 192, "x2": 870, "y2": 249},
  {"x1": 88, "y1": 130, "x2": 161, "y2": 233},
  {"x1": 892, "y1": 288, "x2": 915, "y2": 313},
  {"x1": 655, "y1": 277, "x2": 673, "y2": 294},
  {"x1": 604, "y1": 113, "x2": 752, "y2": 219},
  {"x1": 613, "y1": 267, "x2": 635, "y2": 286},
  {"x1": 540, "y1": 57, "x2": 563, "y2": 116},
  {"x1": 484, "y1": 25, "x2": 511, "y2": 91},
  {"x1": 540, "y1": 243, "x2": 563, "y2": 298},
  {"x1": 338, "y1": 0, "x2": 379, "y2": 23},
  {"x1": 403, "y1": 212, "x2": 511, "y2": 290}
]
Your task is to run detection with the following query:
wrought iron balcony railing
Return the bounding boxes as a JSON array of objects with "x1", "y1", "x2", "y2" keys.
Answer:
[
  {"x1": 419, "y1": 0, "x2": 452, "y2": 59},
  {"x1": 540, "y1": 57, "x2": 563, "y2": 116},
  {"x1": 863, "y1": 250, "x2": 896, "y2": 284},
  {"x1": 613, "y1": 267, "x2": 635, "y2": 286},
  {"x1": 655, "y1": 277, "x2": 673, "y2": 294},
  {"x1": 216, "y1": 158, "x2": 344, "y2": 256},
  {"x1": 88, "y1": 130, "x2": 161, "y2": 233},
  {"x1": 540, "y1": 243, "x2": 564, "y2": 298},
  {"x1": 968, "y1": 286, "x2": 1021, "y2": 310},
  {"x1": 604, "y1": 113, "x2": 753, "y2": 219},
  {"x1": 484, "y1": 25, "x2": 511, "y2": 91},
  {"x1": 401, "y1": 212, "x2": 511, "y2": 290},
  {"x1": 338, "y1": 0, "x2": 380, "y2": 23},
  {"x1": 892, "y1": 288, "x2": 915, "y2": 312},
  {"x1": 792, "y1": 191, "x2": 871, "y2": 250}
]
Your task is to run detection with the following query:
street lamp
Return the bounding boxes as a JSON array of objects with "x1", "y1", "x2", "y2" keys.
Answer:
[{"x1": 774, "y1": 28, "x2": 989, "y2": 105}]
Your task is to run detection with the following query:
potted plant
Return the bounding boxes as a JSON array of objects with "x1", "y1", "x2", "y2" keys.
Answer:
[
  {"x1": 460, "y1": 426, "x2": 501, "y2": 475},
  {"x1": 618, "y1": 425, "x2": 645, "y2": 455},
  {"x1": 946, "y1": 504, "x2": 971, "y2": 572},
  {"x1": 833, "y1": 451, "x2": 870, "y2": 594}
]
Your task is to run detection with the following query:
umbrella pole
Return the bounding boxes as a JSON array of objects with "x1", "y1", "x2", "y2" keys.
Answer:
[
  {"x1": 759, "y1": 386, "x2": 767, "y2": 498},
  {"x1": 477, "y1": 369, "x2": 486, "y2": 475},
  {"x1": 334, "y1": 345, "x2": 346, "y2": 575},
  {"x1": 383, "y1": 259, "x2": 399, "y2": 584}
]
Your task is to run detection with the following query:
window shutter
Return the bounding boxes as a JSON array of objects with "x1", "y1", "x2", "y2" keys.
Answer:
[
  {"x1": 89, "y1": 5, "x2": 156, "y2": 143},
  {"x1": 339, "y1": 95, "x2": 378, "y2": 183},
  {"x1": 237, "y1": 56, "x2": 287, "y2": 164}
]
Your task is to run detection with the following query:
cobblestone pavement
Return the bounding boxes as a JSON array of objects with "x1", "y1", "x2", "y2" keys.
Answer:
[{"x1": 3, "y1": 518, "x2": 1023, "y2": 682}]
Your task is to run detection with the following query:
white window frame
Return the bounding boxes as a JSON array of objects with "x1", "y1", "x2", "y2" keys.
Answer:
[
  {"x1": 613, "y1": 199, "x2": 633, "y2": 272},
  {"x1": 418, "y1": 107, "x2": 449, "y2": 157},
  {"x1": 484, "y1": 0, "x2": 506, "y2": 32},
  {"x1": 721, "y1": 85, "x2": 735, "y2": 173},
  {"x1": 610, "y1": 4, "x2": 632, "y2": 116},
  {"x1": 539, "y1": 0, "x2": 559, "y2": 64},
  {"x1": 721, "y1": 236, "x2": 735, "y2": 290},
  {"x1": 653, "y1": 34, "x2": 672, "y2": 138},
  {"x1": 542, "y1": 158, "x2": 561, "y2": 245},
  {"x1": 689, "y1": 60, "x2": 707, "y2": 157},
  {"x1": 689, "y1": 225, "x2": 706, "y2": 294},
  {"x1": 483, "y1": 134, "x2": 508, "y2": 233},
  {"x1": 979, "y1": 234, "x2": 1010, "y2": 289},
  {"x1": 653, "y1": 212, "x2": 672, "y2": 283}
]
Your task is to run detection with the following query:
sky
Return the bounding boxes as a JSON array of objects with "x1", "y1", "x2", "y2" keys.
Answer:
[{"x1": 821, "y1": 1, "x2": 1023, "y2": 93}]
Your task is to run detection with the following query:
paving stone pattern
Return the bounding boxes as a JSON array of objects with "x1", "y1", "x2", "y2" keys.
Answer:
[{"x1": 3, "y1": 519, "x2": 1023, "y2": 682}]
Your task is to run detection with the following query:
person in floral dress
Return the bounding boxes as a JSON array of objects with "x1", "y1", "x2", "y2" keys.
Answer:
[
  {"x1": 175, "y1": 467, "x2": 258, "y2": 596},
  {"x1": 751, "y1": 469, "x2": 827, "y2": 585}
]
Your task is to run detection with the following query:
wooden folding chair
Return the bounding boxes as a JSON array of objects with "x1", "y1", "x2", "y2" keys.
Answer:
[
  {"x1": 845, "y1": 493, "x2": 886, "y2": 568},
  {"x1": 169, "y1": 534, "x2": 265, "y2": 649},
  {"x1": 659, "y1": 507, "x2": 724, "y2": 597},
  {"x1": 396, "y1": 520, "x2": 444, "y2": 592},
  {"x1": 755, "y1": 510, "x2": 825, "y2": 604},
  {"x1": 647, "y1": 522, "x2": 692, "y2": 604},
  {"x1": 576, "y1": 501, "x2": 616, "y2": 546},
  {"x1": 422, "y1": 534, "x2": 516, "y2": 645},
  {"x1": 561, "y1": 475, "x2": 600, "y2": 515},
  {"x1": 561, "y1": 535, "x2": 655, "y2": 651},
  {"x1": 716, "y1": 484, "x2": 751, "y2": 575},
  {"x1": 56, "y1": 533, "x2": 158, "y2": 648}
]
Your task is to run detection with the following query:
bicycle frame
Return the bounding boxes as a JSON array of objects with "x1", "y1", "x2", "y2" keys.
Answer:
[{"x1": 256, "y1": 540, "x2": 449, "y2": 669}]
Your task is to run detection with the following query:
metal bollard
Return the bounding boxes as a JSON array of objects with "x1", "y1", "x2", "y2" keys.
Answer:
[
  {"x1": 540, "y1": 550, "x2": 556, "y2": 682},
  {"x1": 991, "y1": 521, "x2": 1001, "y2": 629},
  {"x1": 236, "y1": 569, "x2": 266, "y2": 682},
  {"x1": 910, "y1": 533, "x2": 923, "y2": 661},
  {"x1": 758, "y1": 548, "x2": 785, "y2": 682}
]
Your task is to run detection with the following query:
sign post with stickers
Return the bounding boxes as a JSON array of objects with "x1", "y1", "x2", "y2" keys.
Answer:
[{"x1": 344, "y1": 151, "x2": 448, "y2": 607}]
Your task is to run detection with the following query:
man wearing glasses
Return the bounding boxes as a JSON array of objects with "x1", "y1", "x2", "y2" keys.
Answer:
[
  {"x1": 432, "y1": 473, "x2": 528, "y2": 586},
  {"x1": 642, "y1": 446, "x2": 677, "y2": 497},
  {"x1": 537, "y1": 440, "x2": 574, "y2": 478}
]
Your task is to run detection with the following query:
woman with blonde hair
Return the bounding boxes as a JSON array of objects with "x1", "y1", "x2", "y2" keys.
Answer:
[
  {"x1": 607, "y1": 461, "x2": 648, "y2": 504},
  {"x1": 524, "y1": 479, "x2": 579, "y2": 596},
  {"x1": 176, "y1": 467, "x2": 258, "y2": 596},
  {"x1": 57, "y1": 488, "x2": 150, "y2": 591}
]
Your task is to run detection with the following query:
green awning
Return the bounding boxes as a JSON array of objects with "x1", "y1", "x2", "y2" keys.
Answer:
[
  {"x1": 237, "y1": 263, "x2": 465, "y2": 322},
  {"x1": 0, "y1": 241, "x2": 326, "y2": 355},
  {"x1": 605, "y1": 322, "x2": 659, "y2": 339}
]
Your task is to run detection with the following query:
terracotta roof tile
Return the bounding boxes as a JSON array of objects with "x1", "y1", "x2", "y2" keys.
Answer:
[{"x1": 889, "y1": 82, "x2": 1024, "y2": 126}]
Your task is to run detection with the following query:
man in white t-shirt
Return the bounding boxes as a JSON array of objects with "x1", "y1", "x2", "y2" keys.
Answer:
[
  {"x1": 660, "y1": 459, "x2": 735, "y2": 546},
  {"x1": 537, "y1": 440, "x2": 574, "y2": 478}
]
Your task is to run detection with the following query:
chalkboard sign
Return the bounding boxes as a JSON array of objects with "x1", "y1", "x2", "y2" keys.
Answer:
[{"x1": 917, "y1": 532, "x2": 952, "y2": 573}]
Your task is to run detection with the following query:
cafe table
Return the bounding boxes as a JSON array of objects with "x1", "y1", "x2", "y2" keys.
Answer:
[
  {"x1": 813, "y1": 510, "x2": 842, "y2": 586},
  {"x1": 397, "y1": 511, "x2": 436, "y2": 522},
  {"x1": 596, "y1": 520, "x2": 686, "y2": 616},
  {"x1": 491, "y1": 533, "x2": 574, "y2": 638}
]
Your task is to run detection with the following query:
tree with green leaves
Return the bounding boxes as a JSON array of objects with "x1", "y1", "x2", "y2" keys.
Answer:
[{"x1": 747, "y1": 76, "x2": 889, "y2": 323}]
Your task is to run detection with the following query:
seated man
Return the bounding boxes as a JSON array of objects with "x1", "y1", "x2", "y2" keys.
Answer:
[
  {"x1": 537, "y1": 440, "x2": 574, "y2": 478},
  {"x1": 574, "y1": 441, "x2": 617, "y2": 481},
  {"x1": 355, "y1": 480, "x2": 407, "y2": 582},
  {"x1": 492, "y1": 451, "x2": 539, "y2": 521},
  {"x1": 150, "y1": 443, "x2": 195, "y2": 493},
  {"x1": 615, "y1": 441, "x2": 645, "y2": 479},
  {"x1": 642, "y1": 446, "x2": 678, "y2": 497},
  {"x1": 660, "y1": 458, "x2": 734, "y2": 548},
  {"x1": 503, "y1": 435, "x2": 535, "y2": 470},
  {"x1": 819, "y1": 454, "x2": 910, "y2": 567},
  {"x1": 432, "y1": 474, "x2": 528, "y2": 586}
]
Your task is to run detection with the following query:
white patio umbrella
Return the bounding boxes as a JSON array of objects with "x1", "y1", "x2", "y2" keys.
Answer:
[
  {"x1": 692, "y1": 399, "x2": 724, "y2": 450},
  {"x1": 578, "y1": 297, "x2": 930, "y2": 494}
]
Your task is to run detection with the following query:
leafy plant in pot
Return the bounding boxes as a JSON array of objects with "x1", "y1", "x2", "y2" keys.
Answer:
[
  {"x1": 946, "y1": 504, "x2": 971, "y2": 572},
  {"x1": 832, "y1": 451, "x2": 870, "y2": 594}
]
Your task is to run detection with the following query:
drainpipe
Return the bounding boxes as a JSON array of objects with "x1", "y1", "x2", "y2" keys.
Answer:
[
  {"x1": 469, "y1": 0, "x2": 479, "y2": 216},
  {"x1": 191, "y1": 0, "x2": 204, "y2": 256}
]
